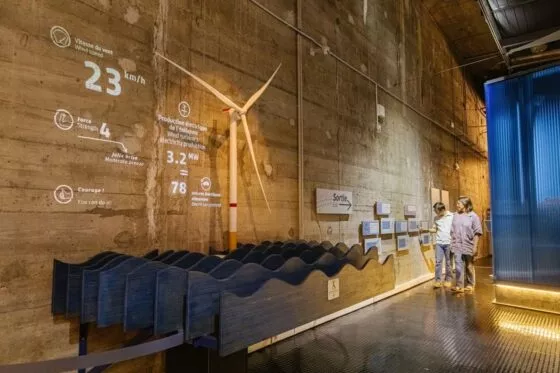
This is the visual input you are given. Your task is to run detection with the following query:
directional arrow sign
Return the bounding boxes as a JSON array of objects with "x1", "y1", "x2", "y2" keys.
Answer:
[{"x1": 316, "y1": 188, "x2": 353, "y2": 215}]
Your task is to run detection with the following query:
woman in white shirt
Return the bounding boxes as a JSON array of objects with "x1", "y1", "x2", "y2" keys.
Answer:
[{"x1": 431, "y1": 202, "x2": 454, "y2": 288}]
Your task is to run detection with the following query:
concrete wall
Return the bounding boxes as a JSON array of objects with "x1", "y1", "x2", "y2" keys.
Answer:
[{"x1": 0, "y1": 0, "x2": 489, "y2": 369}]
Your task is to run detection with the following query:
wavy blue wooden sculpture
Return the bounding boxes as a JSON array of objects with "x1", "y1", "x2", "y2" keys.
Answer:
[{"x1": 218, "y1": 254, "x2": 396, "y2": 357}]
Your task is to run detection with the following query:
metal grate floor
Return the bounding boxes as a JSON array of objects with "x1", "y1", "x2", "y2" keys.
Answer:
[{"x1": 248, "y1": 263, "x2": 560, "y2": 373}]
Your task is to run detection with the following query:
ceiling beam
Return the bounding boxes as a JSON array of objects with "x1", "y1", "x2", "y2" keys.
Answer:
[
  {"x1": 502, "y1": 27, "x2": 560, "y2": 48},
  {"x1": 490, "y1": 0, "x2": 539, "y2": 12},
  {"x1": 477, "y1": 0, "x2": 511, "y2": 69}
]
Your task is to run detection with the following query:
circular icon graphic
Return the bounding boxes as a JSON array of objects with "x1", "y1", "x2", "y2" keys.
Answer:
[
  {"x1": 178, "y1": 101, "x2": 191, "y2": 118},
  {"x1": 201, "y1": 177, "x2": 212, "y2": 192},
  {"x1": 54, "y1": 185, "x2": 74, "y2": 204},
  {"x1": 53, "y1": 109, "x2": 74, "y2": 131},
  {"x1": 50, "y1": 26, "x2": 71, "y2": 48}
]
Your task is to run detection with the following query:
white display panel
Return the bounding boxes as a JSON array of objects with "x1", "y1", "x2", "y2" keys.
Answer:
[
  {"x1": 420, "y1": 221, "x2": 430, "y2": 231},
  {"x1": 362, "y1": 221, "x2": 380, "y2": 236},
  {"x1": 376, "y1": 201, "x2": 391, "y2": 215},
  {"x1": 380, "y1": 218, "x2": 394, "y2": 234},
  {"x1": 404, "y1": 204, "x2": 417, "y2": 216}
]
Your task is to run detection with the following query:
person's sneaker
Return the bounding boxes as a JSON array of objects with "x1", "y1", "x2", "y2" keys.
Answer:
[
  {"x1": 451, "y1": 287, "x2": 465, "y2": 293},
  {"x1": 465, "y1": 285, "x2": 474, "y2": 292},
  {"x1": 433, "y1": 281, "x2": 443, "y2": 288},
  {"x1": 443, "y1": 281, "x2": 452, "y2": 288}
]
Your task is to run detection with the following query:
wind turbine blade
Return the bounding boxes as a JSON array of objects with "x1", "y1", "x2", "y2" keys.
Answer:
[
  {"x1": 155, "y1": 52, "x2": 243, "y2": 112},
  {"x1": 242, "y1": 64, "x2": 282, "y2": 113},
  {"x1": 240, "y1": 114, "x2": 271, "y2": 213}
]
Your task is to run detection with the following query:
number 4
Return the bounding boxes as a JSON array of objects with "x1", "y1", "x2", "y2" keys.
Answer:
[{"x1": 100, "y1": 123, "x2": 111, "y2": 139}]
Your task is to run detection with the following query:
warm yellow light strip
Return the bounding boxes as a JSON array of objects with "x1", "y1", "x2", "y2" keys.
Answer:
[
  {"x1": 496, "y1": 284, "x2": 560, "y2": 296},
  {"x1": 499, "y1": 322, "x2": 560, "y2": 341}
]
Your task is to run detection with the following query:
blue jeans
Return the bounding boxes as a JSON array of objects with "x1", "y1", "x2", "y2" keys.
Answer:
[
  {"x1": 435, "y1": 244, "x2": 452, "y2": 282},
  {"x1": 455, "y1": 254, "x2": 476, "y2": 288}
]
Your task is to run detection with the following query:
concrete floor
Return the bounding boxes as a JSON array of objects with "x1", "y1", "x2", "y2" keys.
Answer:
[{"x1": 248, "y1": 259, "x2": 560, "y2": 373}]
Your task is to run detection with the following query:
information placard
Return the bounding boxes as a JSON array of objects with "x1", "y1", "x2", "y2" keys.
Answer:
[
  {"x1": 395, "y1": 220, "x2": 408, "y2": 234},
  {"x1": 376, "y1": 201, "x2": 391, "y2": 215},
  {"x1": 316, "y1": 189, "x2": 353, "y2": 214},
  {"x1": 380, "y1": 218, "x2": 395, "y2": 235},
  {"x1": 362, "y1": 221, "x2": 380, "y2": 236}
]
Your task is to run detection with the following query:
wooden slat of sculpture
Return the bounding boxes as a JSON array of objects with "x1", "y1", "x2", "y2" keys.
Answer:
[
  {"x1": 81, "y1": 251, "x2": 171, "y2": 323},
  {"x1": 150, "y1": 252, "x2": 207, "y2": 333},
  {"x1": 260, "y1": 254, "x2": 285, "y2": 270},
  {"x1": 52, "y1": 251, "x2": 116, "y2": 315},
  {"x1": 210, "y1": 260, "x2": 243, "y2": 280},
  {"x1": 81, "y1": 256, "x2": 142, "y2": 323},
  {"x1": 224, "y1": 247, "x2": 252, "y2": 261},
  {"x1": 152, "y1": 255, "x2": 222, "y2": 335},
  {"x1": 172, "y1": 252, "x2": 205, "y2": 268},
  {"x1": 219, "y1": 254, "x2": 396, "y2": 357},
  {"x1": 241, "y1": 251, "x2": 265, "y2": 264},
  {"x1": 64, "y1": 253, "x2": 122, "y2": 316},
  {"x1": 123, "y1": 261, "x2": 171, "y2": 331},
  {"x1": 122, "y1": 250, "x2": 190, "y2": 330},
  {"x1": 97, "y1": 257, "x2": 152, "y2": 327},
  {"x1": 262, "y1": 245, "x2": 283, "y2": 256},
  {"x1": 162, "y1": 251, "x2": 189, "y2": 264},
  {"x1": 300, "y1": 250, "x2": 322, "y2": 264},
  {"x1": 184, "y1": 252, "x2": 348, "y2": 341}
]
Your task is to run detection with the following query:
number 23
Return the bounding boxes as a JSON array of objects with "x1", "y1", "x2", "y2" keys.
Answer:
[{"x1": 84, "y1": 61, "x2": 122, "y2": 96}]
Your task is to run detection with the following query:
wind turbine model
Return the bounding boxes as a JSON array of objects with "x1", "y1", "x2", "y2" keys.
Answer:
[{"x1": 155, "y1": 52, "x2": 281, "y2": 251}]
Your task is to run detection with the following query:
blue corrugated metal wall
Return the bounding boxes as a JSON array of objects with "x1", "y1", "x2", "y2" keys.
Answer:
[{"x1": 485, "y1": 65, "x2": 560, "y2": 286}]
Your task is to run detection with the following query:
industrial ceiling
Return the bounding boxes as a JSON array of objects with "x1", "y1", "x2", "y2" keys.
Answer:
[{"x1": 422, "y1": 0, "x2": 560, "y2": 91}]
